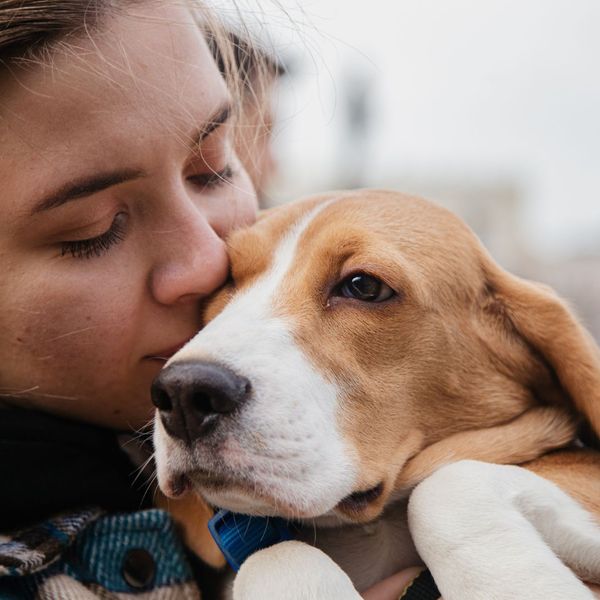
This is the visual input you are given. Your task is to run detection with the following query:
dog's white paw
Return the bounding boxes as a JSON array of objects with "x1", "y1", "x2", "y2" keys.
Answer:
[
  {"x1": 232, "y1": 540, "x2": 362, "y2": 600},
  {"x1": 408, "y1": 460, "x2": 598, "y2": 600}
]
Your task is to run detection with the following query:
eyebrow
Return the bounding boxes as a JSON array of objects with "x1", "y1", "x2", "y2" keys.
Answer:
[
  {"x1": 31, "y1": 102, "x2": 233, "y2": 215},
  {"x1": 189, "y1": 103, "x2": 232, "y2": 149},
  {"x1": 32, "y1": 168, "x2": 146, "y2": 214}
]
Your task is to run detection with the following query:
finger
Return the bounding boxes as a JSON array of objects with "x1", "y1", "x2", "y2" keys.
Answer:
[
  {"x1": 361, "y1": 567, "x2": 441, "y2": 600},
  {"x1": 588, "y1": 582, "x2": 600, "y2": 599}
]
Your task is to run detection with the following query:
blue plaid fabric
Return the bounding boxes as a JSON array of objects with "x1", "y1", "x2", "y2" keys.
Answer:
[{"x1": 0, "y1": 508, "x2": 202, "y2": 599}]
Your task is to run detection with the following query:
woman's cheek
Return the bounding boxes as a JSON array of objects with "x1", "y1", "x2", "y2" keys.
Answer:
[
  {"x1": 229, "y1": 162, "x2": 259, "y2": 229},
  {"x1": 11, "y1": 269, "x2": 136, "y2": 367}
]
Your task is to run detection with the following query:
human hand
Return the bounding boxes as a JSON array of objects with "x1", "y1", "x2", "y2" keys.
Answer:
[
  {"x1": 362, "y1": 568, "x2": 600, "y2": 600},
  {"x1": 362, "y1": 567, "x2": 440, "y2": 600}
]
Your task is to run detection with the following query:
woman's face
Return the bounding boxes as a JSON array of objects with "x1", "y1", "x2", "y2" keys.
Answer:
[{"x1": 0, "y1": 3, "x2": 257, "y2": 429}]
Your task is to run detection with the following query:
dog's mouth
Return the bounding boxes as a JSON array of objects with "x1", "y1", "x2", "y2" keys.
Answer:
[
  {"x1": 168, "y1": 466, "x2": 383, "y2": 520},
  {"x1": 170, "y1": 468, "x2": 308, "y2": 516},
  {"x1": 336, "y1": 482, "x2": 384, "y2": 514}
]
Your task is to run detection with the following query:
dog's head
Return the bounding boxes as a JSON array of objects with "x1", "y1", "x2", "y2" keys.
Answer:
[{"x1": 153, "y1": 190, "x2": 600, "y2": 523}]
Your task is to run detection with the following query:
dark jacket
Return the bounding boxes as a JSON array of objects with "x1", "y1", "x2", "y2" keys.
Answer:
[{"x1": 0, "y1": 408, "x2": 219, "y2": 599}]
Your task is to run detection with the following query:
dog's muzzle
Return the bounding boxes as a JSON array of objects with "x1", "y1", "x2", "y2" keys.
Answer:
[{"x1": 151, "y1": 361, "x2": 251, "y2": 444}]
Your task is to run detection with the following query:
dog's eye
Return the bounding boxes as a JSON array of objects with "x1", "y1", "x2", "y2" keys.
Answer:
[{"x1": 337, "y1": 273, "x2": 395, "y2": 302}]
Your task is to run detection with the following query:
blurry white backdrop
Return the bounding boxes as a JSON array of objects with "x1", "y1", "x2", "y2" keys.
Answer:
[{"x1": 222, "y1": 0, "x2": 600, "y2": 338}]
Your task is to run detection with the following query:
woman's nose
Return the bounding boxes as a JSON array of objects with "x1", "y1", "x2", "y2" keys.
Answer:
[{"x1": 150, "y1": 211, "x2": 229, "y2": 306}]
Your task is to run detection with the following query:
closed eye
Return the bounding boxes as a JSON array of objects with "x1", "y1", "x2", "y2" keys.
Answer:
[
  {"x1": 188, "y1": 164, "x2": 234, "y2": 189},
  {"x1": 60, "y1": 211, "x2": 128, "y2": 260}
]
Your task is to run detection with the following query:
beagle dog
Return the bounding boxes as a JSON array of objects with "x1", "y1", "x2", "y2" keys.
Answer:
[{"x1": 152, "y1": 190, "x2": 600, "y2": 599}]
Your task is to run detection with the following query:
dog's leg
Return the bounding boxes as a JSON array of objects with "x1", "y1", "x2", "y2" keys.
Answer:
[
  {"x1": 232, "y1": 541, "x2": 362, "y2": 600},
  {"x1": 408, "y1": 460, "x2": 600, "y2": 600}
]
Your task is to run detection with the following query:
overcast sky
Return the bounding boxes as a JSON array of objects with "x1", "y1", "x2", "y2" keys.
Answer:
[{"x1": 236, "y1": 0, "x2": 600, "y2": 258}]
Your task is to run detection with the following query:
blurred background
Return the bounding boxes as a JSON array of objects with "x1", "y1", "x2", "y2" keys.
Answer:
[{"x1": 223, "y1": 0, "x2": 600, "y2": 340}]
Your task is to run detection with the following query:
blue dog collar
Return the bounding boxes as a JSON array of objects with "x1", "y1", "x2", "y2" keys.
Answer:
[
  {"x1": 208, "y1": 509, "x2": 440, "y2": 600},
  {"x1": 208, "y1": 509, "x2": 295, "y2": 572}
]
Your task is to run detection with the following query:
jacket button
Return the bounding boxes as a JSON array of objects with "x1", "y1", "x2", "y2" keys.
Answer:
[{"x1": 122, "y1": 548, "x2": 156, "y2": 589}]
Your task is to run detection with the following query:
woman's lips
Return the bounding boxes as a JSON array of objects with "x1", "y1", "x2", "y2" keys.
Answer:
[{"x1": 145, "y1": 341, "x2": 189, "y2": 362}]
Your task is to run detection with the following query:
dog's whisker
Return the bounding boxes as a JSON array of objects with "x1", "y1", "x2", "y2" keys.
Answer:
[
  {"x1": 140, "y1": 471, "x2": 159, "y2": 508},
  {"x1": 121, "y1": 431, "x2": 152, "y2": 448},
  {"x1": 131, "y1": 453, "x2": 156, "y2": 487}
]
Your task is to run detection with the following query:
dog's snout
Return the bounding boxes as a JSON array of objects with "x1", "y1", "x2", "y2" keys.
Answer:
[{"x1": 152, "y1": 361, "x2": 251, "y2": 443}]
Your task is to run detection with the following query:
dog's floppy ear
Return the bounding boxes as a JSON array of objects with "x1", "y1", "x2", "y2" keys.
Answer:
[{"x1": 484, "y1": 261, "x2": 600, "y2": 438}]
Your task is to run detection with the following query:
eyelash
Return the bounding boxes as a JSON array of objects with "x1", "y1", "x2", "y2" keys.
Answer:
[
  {"x1": 188, "y1": 164, "x2": 234, "y2": 189},
  {"x1": 61, "y1": 212, "x2": 128, "y2": 260},
  {"x1": 60, "y1": 165, "x2": 235, "y2": 260}
]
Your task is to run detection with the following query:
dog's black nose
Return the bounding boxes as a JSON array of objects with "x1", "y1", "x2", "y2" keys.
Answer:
[{"x1": 151, "y1": 361, "x2": 251, "y2": 443}]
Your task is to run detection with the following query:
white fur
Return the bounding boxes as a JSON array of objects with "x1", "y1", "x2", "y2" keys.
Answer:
[
  {"x1": 408, "y1": 460, "x2": 600, "y2": 600},
  {"x1": 154, "y1": 201, "x2": 358, "y2": 518},
  {"x1": 234, "y1": 541, "x2": 362, "y2": 600}
]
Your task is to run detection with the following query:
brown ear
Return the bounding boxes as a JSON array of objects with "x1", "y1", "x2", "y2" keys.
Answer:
[{"x1": 484, "y1": 262, "x2": 600, "y2": 437}]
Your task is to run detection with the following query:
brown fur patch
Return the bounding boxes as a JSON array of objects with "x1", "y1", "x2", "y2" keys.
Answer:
[
  {"x1": 155, "y1": 491, "x2": 226, "y2": 568},
  {"x1": 524, "y1": 450, "x2": 600, "y2": 516}
]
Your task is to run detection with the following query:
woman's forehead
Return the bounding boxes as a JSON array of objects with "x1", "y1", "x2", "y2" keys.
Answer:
[{"x1": 0, "y1": 2, "x2": 228, "y2": 154}]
